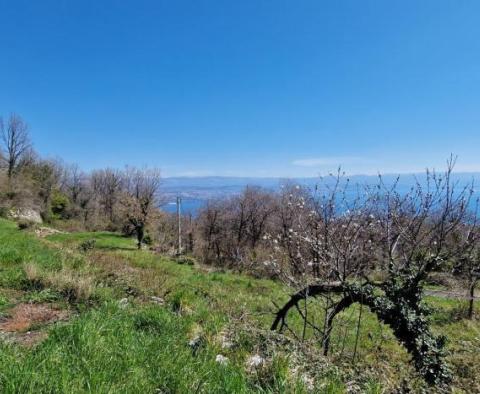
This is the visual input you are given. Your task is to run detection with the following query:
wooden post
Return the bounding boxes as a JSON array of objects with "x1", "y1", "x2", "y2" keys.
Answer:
[{"x1": 177, "y1": 196, "x2": 182, "y2": 255}]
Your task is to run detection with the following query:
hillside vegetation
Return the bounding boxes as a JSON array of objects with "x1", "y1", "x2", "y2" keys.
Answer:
[{"x1": 0, "y1": 218, "x2": 479, "y2": 393}]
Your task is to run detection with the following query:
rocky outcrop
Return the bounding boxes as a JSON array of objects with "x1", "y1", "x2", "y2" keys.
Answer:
[{"x1": 9, "y1": 208, "x2": 43, "y2": 224}]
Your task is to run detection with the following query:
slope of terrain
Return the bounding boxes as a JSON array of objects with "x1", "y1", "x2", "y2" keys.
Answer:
[{"x1": 0, "y1": 219, "x2": 479, "y2": 393}]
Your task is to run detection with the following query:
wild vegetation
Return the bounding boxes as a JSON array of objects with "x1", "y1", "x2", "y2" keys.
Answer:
[{"x1": 1, "y1": 114, "x2": 479, "y2": 392}]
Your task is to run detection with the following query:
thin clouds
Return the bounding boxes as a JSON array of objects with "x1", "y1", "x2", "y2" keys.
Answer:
[{"x1": 292, "y1": 157, "x2": 367, "y2": 167}]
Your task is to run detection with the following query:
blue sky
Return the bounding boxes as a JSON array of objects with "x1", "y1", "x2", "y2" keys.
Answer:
[{"x1": 1, "y1": 0, "x2": 479, "y2": 177}]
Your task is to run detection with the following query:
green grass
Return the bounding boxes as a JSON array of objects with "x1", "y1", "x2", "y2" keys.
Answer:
[
  {"x1": 47, "y1": 231, "x2": 138, "y2": 250},
  {"x1": 0, "y1": 220, "x2": 66, "y2": 288},
  {"x1": 0, "y1": 218, "x2": 479, "y2": 393}
]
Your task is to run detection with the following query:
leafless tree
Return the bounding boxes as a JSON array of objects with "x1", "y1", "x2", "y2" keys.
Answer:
[
  {"x1": 196, "y1": 199, "x2": 227, "y2": 263},
  {"x1": 195, "y1": 187, "x2": 276, "y2": 268},
  {"x1": 451, "y1": 217, "x2": 480, "y2": 319},
  {"x1": 63, "y1": 164, "x2": 86, "y2": 205},
  {"x1": 91, "y1": 168, "x2": 123, "y2": 223},
  {"x1": 0, "y1": 114, "x2": 32, "y2": 180},
  {"x1": 120, "y1": 167, "x2": 161, "y2": 249}
]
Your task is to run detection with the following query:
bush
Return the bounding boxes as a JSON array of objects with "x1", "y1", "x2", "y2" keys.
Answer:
[
  {"x1": 175, "y1": 255, "x2": 196, "y2": 266},
  {"x1": 142, "y1": 233, "x2": 153, "y2": 245},
  {"x1": 0, "y1": 205, "x2": 8, "y2": 218},
  {"x1": 50, "y1": 190, "x2": 70, "y2": 219},
  {"x1": 79, "y1": 239, "x2": 96, "y2": 252},
  {"x1": 23, "y1": 288, "x2": 60, "y2": 303},
  {"x1": 17, "y1": 219, "x2": 36, "y2": 230}
]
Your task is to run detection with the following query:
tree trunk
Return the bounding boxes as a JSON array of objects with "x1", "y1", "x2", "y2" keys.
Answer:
[
  {"x1": 468, "y1": 278, "x2": 477, "y2": 319},
  {"x1": 136, "y1": 225, "x2": 144, "y2": 249},
  {"x1": 272, "y1": 282, "x2": 451, "y2": 385}
]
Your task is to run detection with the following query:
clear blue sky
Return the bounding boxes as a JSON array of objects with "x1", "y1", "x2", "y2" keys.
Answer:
[{"x1": 1, "y1": 0, "x2": 479, "y2": 177}]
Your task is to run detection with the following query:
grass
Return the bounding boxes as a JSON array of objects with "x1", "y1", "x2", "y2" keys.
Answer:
[
  {"x1": 0, "y1": 218, "x2": 479, "y2": 393},
  {"x1": 47, "y1": 231, "x2": 138, "y2": 251}
]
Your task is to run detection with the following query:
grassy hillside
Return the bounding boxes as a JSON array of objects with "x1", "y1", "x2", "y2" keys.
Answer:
[{"x1": 0, "y1": 219, "x2": 479, "y2": 393}]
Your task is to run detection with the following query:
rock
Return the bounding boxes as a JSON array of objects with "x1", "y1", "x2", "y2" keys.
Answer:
[
  {"x1": 221, "y1": 339, "x2": 234, "y2": 349},
  {"x1": 188, "y1": 336, "x2": 202, "y2": 348},
  {"x1": 217, "y1": 330, "x2": 235, "y2": 349},
  {"x1": 150, "y1": 296, "x2": 165, "y2": 305},
  {"x1": 187, "y1": 335, "x2": 203, "y2": 355},
  {"x1": 34, "y1": 227, "x2": 64, "y2": 238},
  {"x1": 118, "y1": 298, "x2": 129, "y2": 309},
  {"x1": 215, "y1": 354, "x2": 229, "y2": 366},
  {"x1": 301, "y1": 374, "x2": 315, "y2": 391},
  {"x1": 246, "y1": 354, "x2": 265, "y2": 369},
  {"x1": 9, "y1": 208, "x2": 42, "y2": 224}
]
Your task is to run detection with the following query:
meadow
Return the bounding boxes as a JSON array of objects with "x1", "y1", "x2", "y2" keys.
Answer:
[{"x1": 0, "y1": 218, "x2": 479, "y2": 393}]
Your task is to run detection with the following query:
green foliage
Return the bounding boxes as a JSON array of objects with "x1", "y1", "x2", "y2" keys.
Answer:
[
  {"x1": 50, "y1": 190, "x2": 70, "y2": 219},
  {"x1": 344, "y1": 274, "x2": 451, "y2": 385},
  {"x1": 142, "y1": 233, "x2": 153, "y2": 245},
  {"x1": 0, "y1": 294, "x2": 9, "y2": 311},
  {"x1": 0, "y1": 206, "x2": 8, "y2": 218},
  {"x1": 22, "y1": 288, "x2": 60, "y2": 303},
  {"x1": 17, "y1": 219, "x2": 35, "y2": 230},
  {"x1": 176, "y1": 255, "x2": 197, "y2": 266},
  {"x1": 79, "y1": 239, "x2": 96, "y2": 252}
]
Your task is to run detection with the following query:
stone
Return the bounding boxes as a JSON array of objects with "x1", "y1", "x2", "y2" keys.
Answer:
[
  {"x1": 215, "y1": 354, "x2": 229, "y2": 365},
  {"x1": 150, "y1": 296, "x2": 165, "y2": 305},
  {"x1": 246, "y1": 354, "x2": 265, "y2": 369},
  {"x1": 118, "y1": 298, "x2": 129, "y2": 308},
  {"x1": 9, "y1": 208, "x2": 42, "y2": 224}
]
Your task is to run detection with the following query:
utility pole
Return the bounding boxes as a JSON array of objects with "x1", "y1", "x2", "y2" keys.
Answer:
[{"x1": 176, "y1": 196, "x2": 182, "y2": 255}]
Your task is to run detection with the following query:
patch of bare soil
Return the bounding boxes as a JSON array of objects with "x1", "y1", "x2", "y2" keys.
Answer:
[{"x1": 0, "y1": 303, "x2": 69, "y2": 346}]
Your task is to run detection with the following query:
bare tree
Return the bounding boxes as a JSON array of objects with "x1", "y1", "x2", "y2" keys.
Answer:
[
  {"x1": 91, "y1": 168, "x2": 123, "y2": 223},
  {"x1": 451, "y1": 218, "x2": 480, "y2": 319},
  {"x1": 120, "y1": 167, "x2": 161, "y2": 249},
  {"x1": 196, "y1": 200, "x2": 226, "y2": 263},
  {"x1": 63, "y1": 164, "x2": 86, "y2": 205},
  {"x1": 195, "y1": 187, "x2": 276, "y2": 268},
  {"x1": 0, "y1": 114, "x2": 32, "y2": 180}
]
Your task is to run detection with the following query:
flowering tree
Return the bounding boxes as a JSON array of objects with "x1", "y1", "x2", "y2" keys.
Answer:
[{"x1": 270, "y1": 160, "x2": 477, "y2": 385}]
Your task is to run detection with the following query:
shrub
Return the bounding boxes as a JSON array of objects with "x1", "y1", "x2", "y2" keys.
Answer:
[
  {"x1": 79, "y1": 239, "x2": 96, "y2": 252},
  {"x1": 17, "y1": 219, "x2": 36, "y2": 230},
  {"x1": 176, "y1": 255, "x2": 196, "y2": 266},
  {"x1": 0, "y1": 205, "x2": 8, "y2": 218},
  {"x1": 142, "y1": 233, "x2": 153, "y2": 245},
  {"x1": 50, "y1": 190, "x2": 70, "y2": 219},
  {"x1": 23, "y1": 288, "x2": 60, "y2": 303}
]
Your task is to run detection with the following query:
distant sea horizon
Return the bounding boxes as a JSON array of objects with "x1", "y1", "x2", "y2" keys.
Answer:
[
  {"x1": 159, "y1": 172, "x2": 480, "y2": 216},
  {"x1": 160, "y1": 198, "x2": 206, "y2": 216}
]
